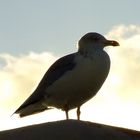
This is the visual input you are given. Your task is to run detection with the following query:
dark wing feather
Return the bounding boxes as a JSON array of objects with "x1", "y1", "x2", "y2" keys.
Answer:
[{"x1": 15, "y1": 53, "x2": 77, "y2": 113}]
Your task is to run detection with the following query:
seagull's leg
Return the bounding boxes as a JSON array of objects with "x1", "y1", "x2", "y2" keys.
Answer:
[
  {"x1": 77, "y1": 106, "x2": 81, "y2": 120},
  {"x1": 64, "y1": 104, "x2": 69, "y2": 120},
  {"x1": 65, "y1": 110, "x2": 69, "y2": 120}
]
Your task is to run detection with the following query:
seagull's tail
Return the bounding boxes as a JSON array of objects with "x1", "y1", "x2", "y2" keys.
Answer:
[{"x1": 12, "y1": 103, "x2": 52, "y2": 118}]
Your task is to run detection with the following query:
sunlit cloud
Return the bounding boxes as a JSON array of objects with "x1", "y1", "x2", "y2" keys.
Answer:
[
  {"x1": 106, "y1": 24, "x2": 140, "y2": 102},
  {"x1": 0, "y1": 24, "x2": 140, "y2": 131},
  {"x1": 0, "y1": 52, "x2": 57, "y2": 117}
]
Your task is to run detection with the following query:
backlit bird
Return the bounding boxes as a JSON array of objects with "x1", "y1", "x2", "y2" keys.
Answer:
[{"x1": 13, "y1": 32, "x2": 119, "y2": 120}]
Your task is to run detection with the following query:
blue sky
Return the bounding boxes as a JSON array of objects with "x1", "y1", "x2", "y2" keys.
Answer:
[
  {"x1": 0, "y1": 0, "x2": 140, "y2": 131},
  {"x1": 0, "y1": 0, "x2": 139, "y2": 55}
]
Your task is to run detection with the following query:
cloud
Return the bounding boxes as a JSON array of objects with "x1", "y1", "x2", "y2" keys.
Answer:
[
  {"x1": 105, "y1": 24, "x2": 140, "y2": 103},
  {"x1": 0, "y1": 52, "x2": 57, "y2": 117}
]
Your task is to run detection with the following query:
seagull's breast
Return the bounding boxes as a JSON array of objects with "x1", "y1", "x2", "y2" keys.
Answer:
[{"x1": 44, "y1": 50, "x2": 110, "y2": 109}]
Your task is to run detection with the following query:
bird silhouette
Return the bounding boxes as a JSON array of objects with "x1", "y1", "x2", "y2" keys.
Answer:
[{"x1": 13, "y1": 32, "x2": 119, "y2": 120}]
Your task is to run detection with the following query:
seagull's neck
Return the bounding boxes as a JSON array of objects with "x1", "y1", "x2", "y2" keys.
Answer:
[{"x1": 78, "y1": 44, "x2": 104, "y2": 58}]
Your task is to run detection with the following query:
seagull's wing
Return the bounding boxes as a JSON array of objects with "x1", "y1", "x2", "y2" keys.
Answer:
[{"x1": 14, "y1": 53, "x2": 77, "y2": 113}]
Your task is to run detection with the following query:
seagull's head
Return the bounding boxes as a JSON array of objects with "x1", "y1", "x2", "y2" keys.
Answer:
[{"x1": 78, "y1": 32, "x2": 119, "y2": 54}]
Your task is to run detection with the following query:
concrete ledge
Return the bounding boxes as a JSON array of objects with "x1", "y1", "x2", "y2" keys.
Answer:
[{"x1": 0, "y1": 120, "x2": 140, "y2": 140}]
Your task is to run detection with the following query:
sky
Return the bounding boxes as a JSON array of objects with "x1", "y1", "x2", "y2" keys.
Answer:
[{"x1": 0, "y1": 0, "x2": 140, "y2": 131}]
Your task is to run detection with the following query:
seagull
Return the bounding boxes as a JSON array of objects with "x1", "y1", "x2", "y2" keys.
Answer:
[{"x1": 13, "y1": 32, "x2": 119, "y2": 120}]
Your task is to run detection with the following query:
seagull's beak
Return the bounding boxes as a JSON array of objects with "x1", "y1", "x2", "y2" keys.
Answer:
[{"x1": 105, "y1": 40, "x2": 120, "y2": 47}]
